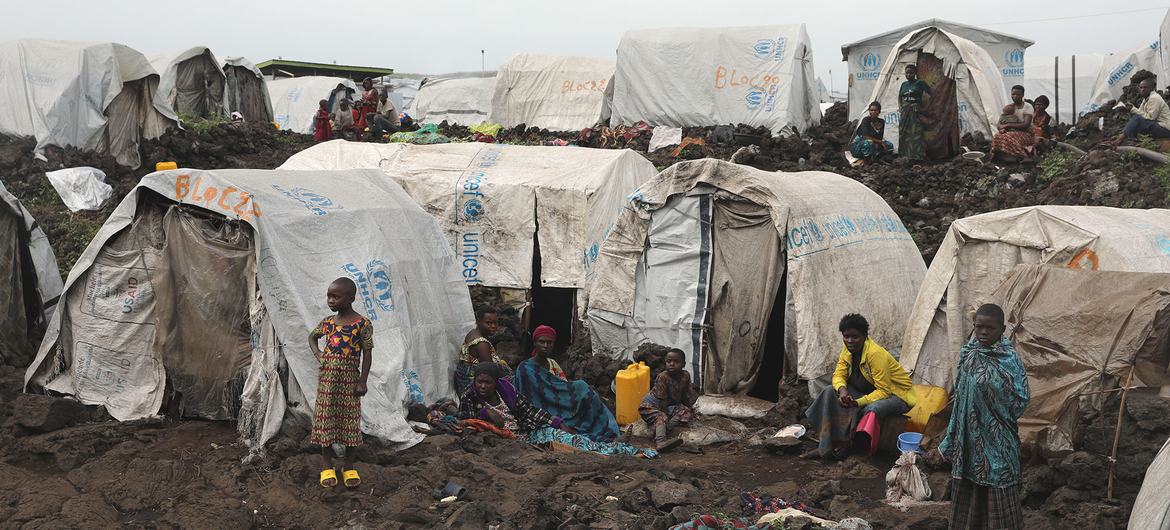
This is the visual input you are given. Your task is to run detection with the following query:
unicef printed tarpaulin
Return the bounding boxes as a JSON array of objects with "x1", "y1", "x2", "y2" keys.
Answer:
[
  {"x1": 268, "y1": 76, "x2": 358, "y2": 134},
  {"x1": 26, "y1": 168, "x2": 473, "y2": 452},
  {"x1": 587, "y1": 159, "x2": 926, "y2": 394},
  {"x1": 610, "y1": 25, "x2": 821, "y2": 134},
  {"x1": 489, "y1": 53, "x2": 615, "y2": 132}
]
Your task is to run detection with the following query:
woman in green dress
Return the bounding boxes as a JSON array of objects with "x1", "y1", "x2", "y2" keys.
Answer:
[{"x1": 898, "y1": 64, "x2": 932, "y2": 161}]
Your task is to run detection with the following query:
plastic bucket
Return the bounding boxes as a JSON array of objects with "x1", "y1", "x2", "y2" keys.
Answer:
[{"x1": 898, "y1": 432, "x2": 923, "y2": 453}]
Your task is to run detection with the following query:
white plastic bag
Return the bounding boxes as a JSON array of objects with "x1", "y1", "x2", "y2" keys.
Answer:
[
  {"x1": 44, "y1": 167, "x2": 112, "y2": 212},
  {"x1": 648, "y1": 126, "x2": 683, "y2": 153},
  {"x1": 885, "y1": 450, "x2": 932, "y2": 503}
]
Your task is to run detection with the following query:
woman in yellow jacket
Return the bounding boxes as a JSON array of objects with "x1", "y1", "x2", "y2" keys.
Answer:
[{"x1": 802, "y1": 314, "x2": 917, "y2": 460}]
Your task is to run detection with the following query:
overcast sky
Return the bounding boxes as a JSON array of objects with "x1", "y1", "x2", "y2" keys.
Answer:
[{"x1": 5, "y1": 1, "x2": 1168, "y2": 92}]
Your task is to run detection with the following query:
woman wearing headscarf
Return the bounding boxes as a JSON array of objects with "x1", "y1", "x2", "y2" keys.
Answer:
[
  {"x1": 939, "y1": 304, "x2": 1030, "y2": 530},
  {"x1": 898, "y1": 64, "x2": 932, "y2": 161},
  {"x1": 513, "y1": 325, "x2": 620, "y2": 442}
]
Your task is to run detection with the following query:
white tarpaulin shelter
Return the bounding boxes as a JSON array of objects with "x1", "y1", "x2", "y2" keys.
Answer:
[
  {"x1": 280, "y1": 141, "x2": 658, "y2": 319},
  {"x1": 1082, "y1": 41, "x2": 1167, "y2": 117},
  {"x1": 0, "y1": 180, "x2": 63, "y2": 367},
  {"x1": 587, "y1": 159, "x2": 926, "y2": 394},
  {"x1": 0, "y1": 39, "x2": 179, "y2": 168},
  {"x1": 489, "y1": 53, "x2": 614, "y2": 131},
  {"x1": 148, "y1": 47, "x2": 227, "y2": 119},
  {"x1": 901, "y1": 206, "x2": 1170, "y2": 391},
  {"x1": 1022, "y1": 54, "x2": 1106, "y2": 124},
  {"x1": 268, "y1": 76, "x2": 358, "y2": 134},
  {"x1": 611, "y1": 25, "x2": 821, "y2": 134},
  {"x1": 842, "y1": 19, "x2": 1032, "y2": 119},
  {"x1": 867, "y1": 27, "x2": 1008, "y2": 151},
  {"x1": 1130, "y1": 436, "x2": 1170, "y2": 530},
  {"x1": 412, "y1": 76, "x2": 496, "y2": 126},
  {"x1": 25, "y1": 167, "x2": 473, "y2": 454},
  {"x1": 221, "y1": 57, "x2": 274, "y2": 123}
]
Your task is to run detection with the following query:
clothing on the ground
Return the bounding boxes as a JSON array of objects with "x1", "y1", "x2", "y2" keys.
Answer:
[
  {"x1": 1123, "y1": 115, "x2": 1170, "y2": 139},
  {"x1": 458, "y1": 377, "x2": 563, "y2": 434},
  {"x1": 669, "y1": 514, "x2": 774, "y2": 530},
  {"x1": 898, "y1": 79, "x2": 931, "y2": 161},
  {"x1": 851, "y1": 116, "x2": 895, "y2": 161},
  {"x1": 739, "y1": 492, "x2": 811, "y2": 515},
  {"x1": 527, "y1": 426, "x2": 656, "y2": 457},
  {"x1": 940, "y1": 337, "x2": 1030, "y2": 488},
  {"x1": 805, "y1": 383, "x2": 910, "y2": 454},
  {"x1": 948, "y1": 478, "x2": 1025, "y2": 530},
  {"x1": 639, "y1": 370, "x2": 698, "y2": 430},
  {"x1": 313, "y1": 109, "x2": 332, "y2": 142},
  {"x1": 455, "y1": 335, "x2": 510, "y2": 396},
  {"x1": 1134, "y1": 91, "x2": 1170, "y2": 130},
  {"x1": 309, "y1": 315, "x2": 373, "y2": 447},
  {"x1": 831, "y1": 338, "x2": 918, "y2": 408},
  {"x1": 514, "y1": 357, "x2": 620, "y2": 442}
]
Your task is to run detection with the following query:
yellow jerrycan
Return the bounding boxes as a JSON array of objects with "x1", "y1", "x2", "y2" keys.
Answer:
[
  {"x1": 615, "y1": 362, "x2": 651, "y2": 425},
  {"x1": 904, "y1": 384, "x2": 949, "y2": 433}
]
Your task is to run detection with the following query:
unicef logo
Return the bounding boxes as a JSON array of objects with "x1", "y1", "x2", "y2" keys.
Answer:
[
  {"x1": 1005, "y1": 49, "x2": 1024, "y2": 68},
  {"x1": 860, "y1": 52, "x2": 881, "y2": 72},
  {"x1": 463, "y1": 198, "x2": 484, "y2": 222}
]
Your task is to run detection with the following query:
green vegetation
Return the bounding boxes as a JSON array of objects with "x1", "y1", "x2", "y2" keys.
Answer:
[
  {"x1": 177, "y1": 113, "x2": 230, "y2": 134},
  {"x1": 1155, "y1": 163, "x2": 1170, "y2": 205},
  {"x1": 1037, "y1": 151, "x2": 1073, "y2": 183}
]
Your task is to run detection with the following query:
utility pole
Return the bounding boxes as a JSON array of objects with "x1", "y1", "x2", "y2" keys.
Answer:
[{"x1": 481, "y1": 50, "x2": 485, "y2": 73}]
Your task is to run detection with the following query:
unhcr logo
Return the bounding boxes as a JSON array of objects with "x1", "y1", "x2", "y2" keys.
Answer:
[
  {"x1": 342, "y1": 259, "x2": 394, "y2": 321},
  {"x1": 271, "y1": 184, "x2": 342, "y2": 216},
  {"x1": 1002, "y1": 49, "x2": 1025, "y2": 77},
  {"x1": 855, "y1": 51, "x2": 882, "y2": 81},
  {"x1": 745, "y1": 88, "x2": 766, "y2": 109},
  {"x1": 1108, "y1": 62, "x2": 1135, "y2": 87},
  {"x1": 752, "y1": 37, "x2": 788, "y2": 61}
]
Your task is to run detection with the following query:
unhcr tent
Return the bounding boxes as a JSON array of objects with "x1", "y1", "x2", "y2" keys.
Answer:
[
  {"x1": 1082, "y1": 41, "x2": 1166, "y2": 117},
  {"x1": 279, "y1": 140, "x2": 658, "y2": 339},
  {"x1": 867, "y1": 27, "x2": 1007, "y2": 156},
  {"x1": 25, "y1": 167, "x2": 473, "y2": 454},
  {"x1": 1131, "y1": 436, "x2": 1170, "y2": 530},
  {"x1": 489, "y1": 53, "x2": 614, "y2": 131},
  {"x1": 148, "y1": 47, "x2": 227, "y2": 119},
  {"x1": 901, "y1": 206, "x2": 1170, "y2": 392},
  {"x1": 986, "y1": 265, "x2": 1170, "y2": 450},
  {"x1": 611, "y1": 25, "x2": 821, "y2": 134},
  {"x1": 841, "y1": 19, "x2": 1032, "y2": 119},
  {"x1": 221, "y1": 57, "x2": 274, "y2": 123},
  {"x1": 0, "y1": 39, "x2": 179, "y2": 167},
  {"x1": 1022, "y1": 54, "x2": 1106, "y2": 124},
  {"x1": 0, "y1": 181, "x2": 63, "y2": 367},
  {"x1": 268, "y1": 76, "x2": 358, "y2": 134},
  {"x1": 587, "y1": 159, "x2": 926, "y2": 396},
  {"x1": 411, "y1": 76, "x2": 496, "y2": 126}
]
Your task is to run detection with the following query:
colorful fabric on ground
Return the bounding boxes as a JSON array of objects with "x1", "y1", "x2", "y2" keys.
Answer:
[
  {"x1": 948, "y1": 478, "x2": 1025, "y2": 530},
  {"x1": 309, "y1": 316, "x2": 372, "y2": 447},
  {"x1": 458, "y1": 377, "x2": 563, "y2": 434},
  {"x1": 940, "y1": 337, "x2": 1030, "y2": 488},
  {"x1": 526, "y1": 427, "x2": 656, "y2": 458},
  {"x1": 462, "y1": 418, "x2": 517, "y2": 439},
  {"x1": 514, "y1": 358, "x2": 620, "y2": 442},
  {"x1": 640, "y1": 370, "x2": 698, "y2": 429},
  {"x1": 739, "y1": 492, "x2": 810, "y2": 515},
  {"x1": 991, "y1": 130, "x2": 1035, "y2": 159},
  {"x1": 669, "y1": 514, "x2": 775, "y2": 530}
]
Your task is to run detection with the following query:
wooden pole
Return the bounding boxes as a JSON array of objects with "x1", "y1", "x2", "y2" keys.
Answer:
[{"x1": 1106, "y1": 365, "x2": 1136, "y2": 499}]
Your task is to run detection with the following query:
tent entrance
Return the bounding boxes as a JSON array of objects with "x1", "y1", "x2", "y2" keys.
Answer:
[
  {"x1": 526, "y1": 219, "x2": 574, "y2": 352},
  {"x1": 916, "y1": 52, "x2": 961, "y2": 160},
  {"x1": 172, "y1": 51, "x2": 226, "y2": 118},
  {"x1": 748, "y1": 268, "x2": 788, "y2": 401}
]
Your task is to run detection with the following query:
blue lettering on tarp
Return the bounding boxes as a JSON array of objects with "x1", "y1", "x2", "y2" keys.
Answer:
[
  {"x1": 884, "y1": 112, "x2": 900, "y2": 126},
  {"x1": 786, "y1": 212, "x2": 913, "y2": 258},
  {"x1": 1108, "y1": 62, "x2": 1135, "y2": 87},
  {"x1": 342, "y1": 259, "x2": 394, "y2": 320},
  {"x1": 461, "y1": 232, "x2": 482, "y2": 284}
]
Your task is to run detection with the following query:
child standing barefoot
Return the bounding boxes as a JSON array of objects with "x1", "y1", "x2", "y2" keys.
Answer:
[
  {"x1": 638, "y1": 348, "x2": 697, "y2": 452},
  {"x1": 309, "y1": 278, "x2": 373, "y2": 488}
]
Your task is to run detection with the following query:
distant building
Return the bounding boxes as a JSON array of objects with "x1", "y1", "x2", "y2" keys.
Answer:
[{"x1": 256, "y1": 59, "x2": 393, "y2": 82}]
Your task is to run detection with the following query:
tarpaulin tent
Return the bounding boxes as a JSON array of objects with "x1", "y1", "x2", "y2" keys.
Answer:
[
  {"x1": 841, "y1": 19, "x2": 1032, "y2": 120},
  {"x1": 221, "y1": 57, "x2": 274, "y2": 123},
  {"x1": 489, "y1": 53, "x2": 614, "y2": 131},
  {"x1": 411, "y1": 76, "x2": 496, "y2": 126},
  {"x1": 1130, "y1": 436, "x2": 1170, "y2": 530},
  {"x1": 279, "y1": 141, "x2": 658, "y2": 337},
  {"x1": 986, "y1": 265, "x2": 1170, "y2": 450},
  {"x1": 901, "y1": 206, "x2": 1170, "y2": 392},
  {"x1": 611, "y1": 25, "x2": 821, "y2": 134},
  {"x1": 0, "y1": 39, "x2": 179, "y2": 168},
  {"x1": 866, "y1": 27, "x2": 1007, "y2": 154},
  {"x1": 587, "y1": 159, "x2": 926, "y2": 396},
  {"x1": 268, "y1": 76, "x2": 358, "y2": 134},
  {"x1": 1022, "y1": 54, "x2": 1106, "y2": 124},
  {"x1": 148, "y1": 47, "x2": 227, "y2": 119},
  {"x1": 1082, "y1": 41, "x2": 1166, "y2": 117},
  {"x1": 25, "y1": 167, "x2": 473, "y2": 456},
  {"x1": 0, "y1": 181, "x2": 63, "y2": 367}
]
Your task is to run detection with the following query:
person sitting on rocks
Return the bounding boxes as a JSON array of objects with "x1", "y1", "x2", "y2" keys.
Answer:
[
  {"x1": 332, "y1": 99, "x2": 357, "y2": 139},
  {"x1": 513, "y1": 325, "x2": 620, "y2": 442},
  {"x1": 802, "y1": 314, "x2": 917, "y2": 460},
  {"x1": 365, "y1": 112, "x2": 399, "y2": 140},
  {"x1": 990, "y1": 85, "x2": 1036, "y2": 163},
  {"x1": 1108, "y1": 78, "x2": 1170, "y2": 145},
  {"x1": 638, "y1": 348, "x2": 698, "y2": 452},
  {"x1": 455, "y1": 307, "x2": 510, "y2": 397},
  {"x1": 1031, "y1": 95, "x2": 1053, "y2": 139},
  {"x1": 850, "y1": 101, "x2": 895, "y2": 163}
]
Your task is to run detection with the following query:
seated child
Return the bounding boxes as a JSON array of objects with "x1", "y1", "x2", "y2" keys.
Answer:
[
  {"x1": 998, "y1": 104, "x2": 1023, "y2": 129},
  {"x1": 638, "y1": 348, "x2": 697, "y2": 452}
]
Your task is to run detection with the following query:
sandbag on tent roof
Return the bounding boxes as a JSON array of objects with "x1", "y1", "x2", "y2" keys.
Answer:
[
  {"x1": 0, "y1": 39, "x2": 179, "y2": 168},
  {"x1": 587, "y1": 159, "x2": 926, "y2": 395},
  {"x1": 1131, "y1": 436, "x2": 1170, "y2": 530},
  {"x1": 866, "y1": 27, "x2": 1007, "y2": 153},
  {"x1": 25, "y1": 167, "x2": 472, "y2": 455},
  {"x1": 268, "y1": 76, "x2": 358, "y2": 134},
  {"x1": 901, "y1": 206, "x2": 1170, "y2": 391},
  {"x1": 489, "y1": 53, "x2": 614, "y2": 131},
  {"x1": 148, "y1": 47, "x2": 227, "y2": 119},
  {"x1": 279, "y1": 140, "x2": 658, "y2": 329},
  {"x1": 985, "y1": 264, "x2": 1170, "y2": 450},
  {"x1": 412, "y1": 76, "x2": 496, "y2": 126},
  {"x1": 221, "y1": 57, "x2": 274, "y2": 123},
  {"x1": 611, "y1": 25, "x2": 821, "y2": 134},
  {"x1": 0, "y1": 181, "x2": 63, "y2": 367}
]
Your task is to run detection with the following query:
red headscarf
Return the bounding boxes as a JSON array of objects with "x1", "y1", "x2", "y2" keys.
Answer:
[{"x1": 530, "y1": 325, "x2": 557, "y2": 357}]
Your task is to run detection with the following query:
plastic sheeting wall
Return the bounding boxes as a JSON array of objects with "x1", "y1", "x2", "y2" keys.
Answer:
[
  {"x1": 1130, "y1": 436, "x2": 1170, "y2": 530},
  {"x1": 412, "y1": 77, "x2": 495, "y2": 126},
  {"x1": 268, "y1": 76, "x2": 358, "y2": 134},
  {"x1": 489, "y1": 54, "x2": 614, "y2": 131},
  {"x1": 222, "y1": 57, "x2": 274, "y2": 123},
  {"x1": 0, "y1": 181, "x2": 63, "y2": 367},
  {"x1": 1082, "y1": 41, "x2": 1166, "y2": 117},
  {"x1": 149, "y1": 47, "x2": 226, "y2": 118},
  {"x1": 611, "y1": 25, "x2": 821, "y2": 134}
]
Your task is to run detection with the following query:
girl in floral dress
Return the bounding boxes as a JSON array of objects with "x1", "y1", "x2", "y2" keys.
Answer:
[{"x1": 309, "y1": 278, "x2": 373, "y2": 488}]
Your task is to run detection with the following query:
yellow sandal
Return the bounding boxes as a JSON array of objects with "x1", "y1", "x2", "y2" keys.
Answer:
[
  {"x1": 342, "y1": 469, "x2": 361, "y2": 488},
  {"x1": 319, "y1": 469, "x2": 338, "y2": 488}
]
